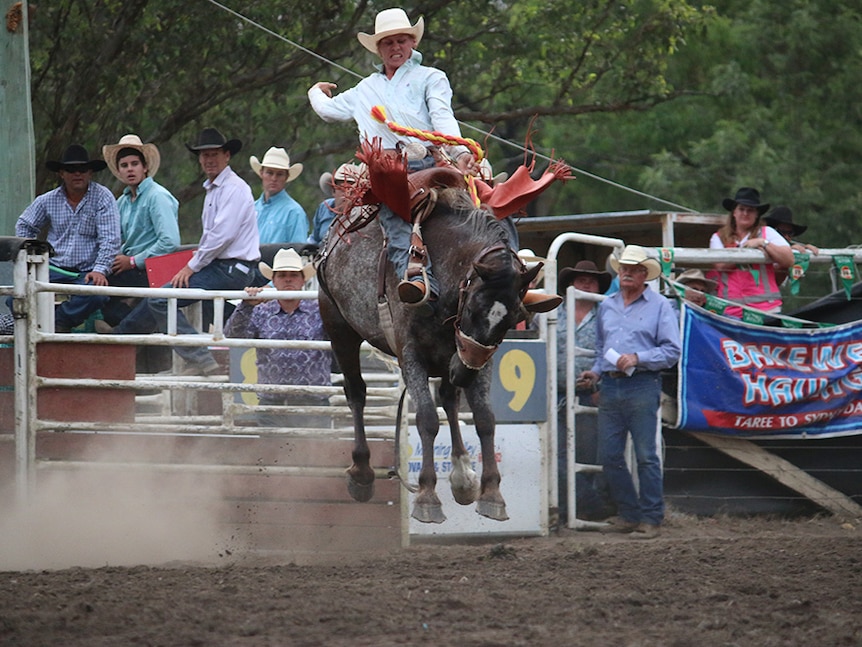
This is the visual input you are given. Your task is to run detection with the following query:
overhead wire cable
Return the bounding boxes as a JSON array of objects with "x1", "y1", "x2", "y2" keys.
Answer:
[{"x1": 202, "y1": 0, "x2": 697, "y2": 213}]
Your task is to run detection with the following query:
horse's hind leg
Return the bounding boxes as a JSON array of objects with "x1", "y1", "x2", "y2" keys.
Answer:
[
  {"x1": 439, "y1": 380, "x2": 479, "y2": 506},
  {"x1": 319, "y1": 300, "x2": 375, "y2": 502},
  {"x1": 465, "y1": 371, "x2": 509, "y2": 521}
]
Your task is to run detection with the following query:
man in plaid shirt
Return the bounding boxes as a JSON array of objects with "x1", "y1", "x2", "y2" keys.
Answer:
[{"x1": 15, "y1": 144, "x2": 120, "y2": 332}]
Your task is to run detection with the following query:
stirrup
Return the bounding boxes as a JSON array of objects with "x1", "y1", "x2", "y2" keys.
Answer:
[{"x1": 399, "y1": 267, "x2": 431, "y2": 306}]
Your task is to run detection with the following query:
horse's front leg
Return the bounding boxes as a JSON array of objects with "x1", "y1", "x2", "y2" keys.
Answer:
[
  {"x1": 465, "y1": 368, "x2": 509, "y2": 521},
  {"x1": 404, "y1": 362, "x2": 445, "y2": 523},
  {"x1": 327, "y1": 324, "x2": 374, "y2": 502},
  {"x1": 439, "y1": 379, "x2": 479, "y2": 505}
]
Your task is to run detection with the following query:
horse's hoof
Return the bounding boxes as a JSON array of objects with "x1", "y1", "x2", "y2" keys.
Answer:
[
  {"x1": 411, "y1": 503, "x2": 446, "y2": 524},
  {"x1": 476, "y1": 500, "x2": 509, "y2": 521},
  {"x1": 451, "y1": 487, "x2": 478, "y2": 506},
  {"x1": 449, "y1": 456, "x2": 479, "y2": 505},
  {"x1": 347, "y1": 475, "x2": 375, "y2": 502}
]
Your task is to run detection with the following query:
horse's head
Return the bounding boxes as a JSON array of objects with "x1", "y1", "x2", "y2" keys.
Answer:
[{"x1": 450, "y1": 244, "x2": 540, "y2": 387}]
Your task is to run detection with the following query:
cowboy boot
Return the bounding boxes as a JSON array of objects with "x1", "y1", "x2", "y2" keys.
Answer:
[
  {"x1": 522, "y1": 290, "x2": 563, "y2": 313},
  {"x1": 397, "y1": 279, "x2": 427, "y2": 304},
  {"x1": 397, "y1": 227, "x2": 432, "y2": 305}
]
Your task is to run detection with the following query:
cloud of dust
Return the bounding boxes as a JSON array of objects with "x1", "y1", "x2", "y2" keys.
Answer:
[{"x1": 0, "y1": 439, "x2": 244, "y2": 571}]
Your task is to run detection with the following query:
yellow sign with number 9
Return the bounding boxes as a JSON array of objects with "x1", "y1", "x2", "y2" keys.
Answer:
[{"x1": 498, "y1": 349, "x2": 536, "y2": 411}]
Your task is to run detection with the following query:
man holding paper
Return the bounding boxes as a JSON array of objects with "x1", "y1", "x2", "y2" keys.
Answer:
[{"x1": 578, "y1": 245, "x2": 681, "y2": 539}]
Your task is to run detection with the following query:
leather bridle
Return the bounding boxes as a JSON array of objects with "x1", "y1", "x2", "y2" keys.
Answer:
[{"x1": 453, "y1": 244, "x2": 528, "y2": 370}]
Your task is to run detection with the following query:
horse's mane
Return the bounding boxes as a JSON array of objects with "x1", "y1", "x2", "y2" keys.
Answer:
[{"x1": 435, "y1": 188, "x2": 510, "y2": 248}]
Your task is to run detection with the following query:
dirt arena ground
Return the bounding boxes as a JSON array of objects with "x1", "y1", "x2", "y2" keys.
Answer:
[{"x1": 1, "y1": 512, "x2": 859, "y2": 646}]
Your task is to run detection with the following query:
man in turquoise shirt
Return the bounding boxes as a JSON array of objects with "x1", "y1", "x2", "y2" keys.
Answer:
[
  {"x1": 100, "y1": 134, "x2": 180, "y2": 326},
  {"x1": 249, "y1": 146, "x2": 308, "y2": 245}
]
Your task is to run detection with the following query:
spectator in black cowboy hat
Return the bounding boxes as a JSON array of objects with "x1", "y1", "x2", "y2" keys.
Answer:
[
  {"x1": 764, "y1": 206, "x2": 819, "y2": 255},
  {"x1": 15, "y1": 144, "x2": 121, "y2": 332},
  {"x1": 707, "y1": 187, "x2": 793, "y2": 318},
  {"x1": 104, "y1": 128, "x2": 259, "y2": 375}
]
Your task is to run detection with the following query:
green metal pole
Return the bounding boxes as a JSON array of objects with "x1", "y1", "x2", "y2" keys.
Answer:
[{"x1": 0, "y1": 2, "x2": 36, "y2": 235}]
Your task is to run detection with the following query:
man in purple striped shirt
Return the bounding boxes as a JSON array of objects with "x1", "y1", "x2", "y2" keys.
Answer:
[{"x1": 225, "y1": 248, "x2": 331, "y2": 427}]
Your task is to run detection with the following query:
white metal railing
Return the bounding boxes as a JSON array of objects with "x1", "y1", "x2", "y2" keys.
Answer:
[
  {"x1": 4, "y1": 247, "x2": 404, "y2": 505},
  {"x1": 544, "y1": 233, "x2": 624, "y2": 530}
]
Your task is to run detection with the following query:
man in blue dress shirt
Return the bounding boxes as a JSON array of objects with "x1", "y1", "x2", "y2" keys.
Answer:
[{"x1": 579, "y1": 245, "x2": 681, "y2": 539}]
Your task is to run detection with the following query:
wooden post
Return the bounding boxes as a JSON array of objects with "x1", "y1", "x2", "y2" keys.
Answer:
[{"x1": 689, "y1": 432, "x2": 862, "y2": 520}]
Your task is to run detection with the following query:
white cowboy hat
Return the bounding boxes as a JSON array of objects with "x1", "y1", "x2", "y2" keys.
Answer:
[
  {"x1": 517, "y1": 249, "x2": 545, "y2": 283},
  {"x1": 608, "y1": 245, "x2": 662, "y2": 282},
  {"x1": 320, "y1": 162, "x2": 367, "y2": 196},
  {"x1": 259, "y1": 248, "x2": 315, "y2": 281},
  {"x1": 250, "y1": 147, "x2": 303, "y2": 182},
  {"x1": 334, "y1": 162, "x2": 366, "y2": 183},
  {"x1": 357, "y1": 8, "x2": 424, "y2": 54},
  {"x1": 102, "y1": 134, "x2": 161, "y2": 181}
]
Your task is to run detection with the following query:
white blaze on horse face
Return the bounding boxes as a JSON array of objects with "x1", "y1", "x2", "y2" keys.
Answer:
[{"x1": 486, "y1": 301, "x2": 508, "y2": 332}]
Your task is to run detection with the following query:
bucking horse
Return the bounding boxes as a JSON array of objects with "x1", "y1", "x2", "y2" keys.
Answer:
[{"x1": 317, "y1": 174, "x2": 549, "y2": 523}]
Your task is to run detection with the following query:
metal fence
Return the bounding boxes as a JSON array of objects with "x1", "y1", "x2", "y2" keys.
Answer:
[{"x1": 2, "y1": 242, "x2": 404, "y2": 510}]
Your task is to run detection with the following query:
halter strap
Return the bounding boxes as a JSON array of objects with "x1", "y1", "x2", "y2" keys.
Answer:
[{"x1": 452, "y1": 244, "x2": 527, "y2": 370}]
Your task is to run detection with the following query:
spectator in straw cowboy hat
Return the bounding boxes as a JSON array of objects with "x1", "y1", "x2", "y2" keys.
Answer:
[
  {"x1": 106, "y1": 128, "x2": 259, "y2": 375},
  {"x1": 580, "y1": 245, "x2": 681, "y2": 539},
  {"x1": 674, "y1": 268, "x2": 717, "y2": 308},
  {"x1": 15, "y1": 144, "x2": 121, "y2": 331},
  {"x1": 225, "y1": 248, "x2": 331, "y2": 427},
  {"x1": 308, "y1": 162, "x2": 366, "y2": 246},
  {"x1": 250, "y1": 146, "x2": 308, "y2": 245},
  {"x1": 98, "y1": 134, "x2": 180, "y2": 326}
]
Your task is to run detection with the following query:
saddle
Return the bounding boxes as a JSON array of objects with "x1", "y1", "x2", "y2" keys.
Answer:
[{"x1": 359, "y1": 141, "x2": 468, "y2": 288}]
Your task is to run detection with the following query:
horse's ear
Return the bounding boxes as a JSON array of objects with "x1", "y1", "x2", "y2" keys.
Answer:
[
  {"x1": 473, "y1": 259, "x2": 496, "y2": 281},
  {"x1": 520, "y1": 262, "x2": 543, "y2": 288}
]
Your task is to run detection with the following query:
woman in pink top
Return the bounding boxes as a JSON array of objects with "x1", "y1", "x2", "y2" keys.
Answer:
[{"x1": 707, "y1": 187, "x2": 794, "y2": 318}]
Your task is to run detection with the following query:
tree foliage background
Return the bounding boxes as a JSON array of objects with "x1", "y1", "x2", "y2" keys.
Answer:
[{"x1": 20, "y1": 0, "x2": 862, "y2": 249}]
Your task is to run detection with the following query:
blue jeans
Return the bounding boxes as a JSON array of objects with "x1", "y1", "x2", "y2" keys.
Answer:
[
  {"x1": 378, "y1": 203, "x2": 439, "y2": 296},
  {"x1": 103, "y1": 267, "x2": 149, "y2": 326},
  {"x1": 597, "y1": 371, "x2": 664, "y2": 525},
  {"x1": 51, "y1": 268, "x2": 110, "y2": 329},
  {"x1": 113, "y1": 259, "x2": 253, "y2": 365}
]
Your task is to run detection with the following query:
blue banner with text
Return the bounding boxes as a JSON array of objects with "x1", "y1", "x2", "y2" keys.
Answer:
[{"x1": 676, "y1": 305, "x2": 862, "y2": 438}]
